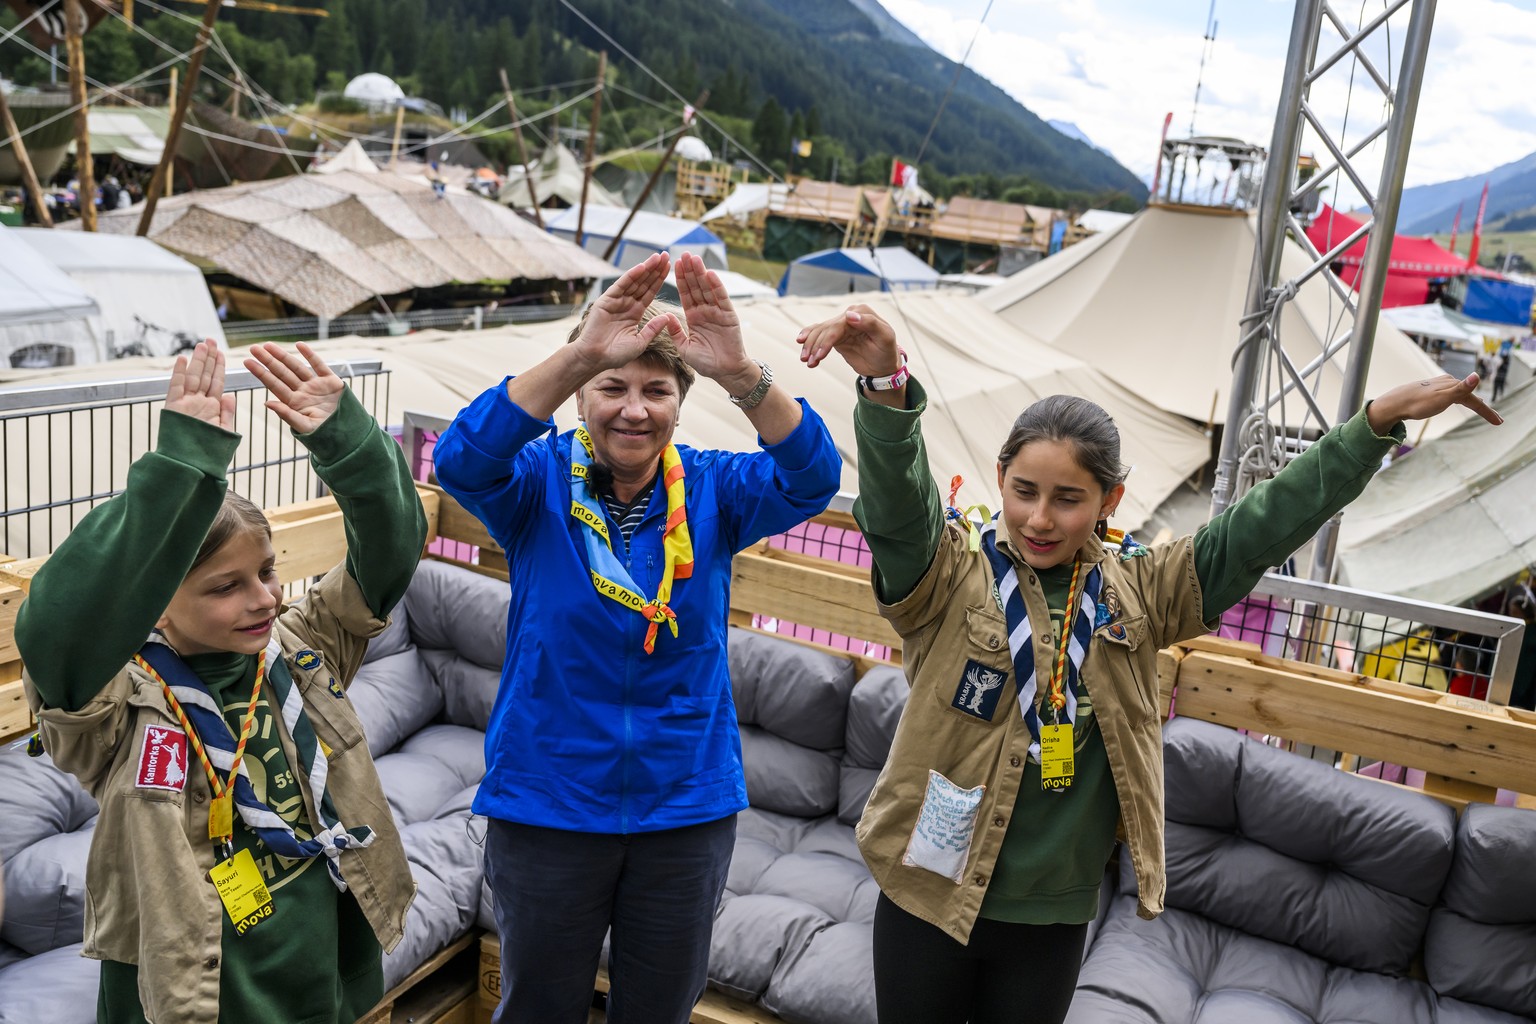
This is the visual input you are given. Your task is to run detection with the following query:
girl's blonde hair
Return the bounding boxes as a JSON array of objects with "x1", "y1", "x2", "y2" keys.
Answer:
[{"x1": 190, "y1": 490, "x2": 271, "y2": 575}]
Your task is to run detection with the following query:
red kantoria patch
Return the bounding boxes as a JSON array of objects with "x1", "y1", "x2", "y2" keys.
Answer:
[{"x1": 136, "y1": 725, "x2": 190, "y2": 792}]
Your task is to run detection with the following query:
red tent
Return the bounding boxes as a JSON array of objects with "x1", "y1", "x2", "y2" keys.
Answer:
[{"x1": 1305, "y1": 205, "x2": 1487, "y2": 307}]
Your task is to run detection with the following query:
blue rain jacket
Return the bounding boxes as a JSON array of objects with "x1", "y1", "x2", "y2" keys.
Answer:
[{"x1": 434, "y1": 382, "x2": 841, "y2": 833}]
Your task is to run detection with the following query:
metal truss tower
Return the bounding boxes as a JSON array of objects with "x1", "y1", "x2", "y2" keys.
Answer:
[{"x1": 1210, "y1": 0, "x2": 1438, "y2": 583}]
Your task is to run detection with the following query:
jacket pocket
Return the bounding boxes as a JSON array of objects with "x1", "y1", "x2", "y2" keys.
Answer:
[
  {"x1": 1091, "y1": 614, "x2": 1158, "y2": 722},
  {"x1": 935, "y1": 606, "x2": 1013, "y2": 724},
  {"x1": 901, "y1": 769, "x2": 985, "y2": 884},
  {"x1": 297, "y1": 677, "x2": 367, "y2": 754}
]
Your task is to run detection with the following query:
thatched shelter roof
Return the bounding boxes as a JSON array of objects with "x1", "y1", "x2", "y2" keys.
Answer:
[{"x1": 82, "y1": 170, "x2": 615, "y2": 318}]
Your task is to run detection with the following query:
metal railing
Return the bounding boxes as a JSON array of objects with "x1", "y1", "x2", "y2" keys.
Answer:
[
  {"x1": 1226, "y1": 570, "x2": 1524, "y2": 707},
  {"x1": 221, "y1": 304, "x2": 579, "y2": 343},
  {"x1": 0, "y1": 362, "x2": 390, "y2": 560}
]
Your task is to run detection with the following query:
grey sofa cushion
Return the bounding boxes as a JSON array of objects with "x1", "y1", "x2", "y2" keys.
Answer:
[
  {"x1": 349, "y1": 645, "x2": 443, "y2": 758},
  {"x1": 1425, "y1": 803, "x2": 1536, "y2": 1019},
  {"x1": 0, "y1": 942, "x2": 97, "y2": 1024},
  {"x1": 0, "y1": 828, "x2": 93, "y2": 955},
  {"x1": 1068, "y1": 895, "x2": 1523, "y2": 1024},
  {"x1": 384, "y1": 807, "x2": 486, "y2": 990},
  {"x1": 0, "y1": 747, "x2": 97, "y2": 864},
  {"x1": 763, "y1": 920, "x2": 876, "y2": 1024},
  {"x1": 373, "y1": 724, "x2": 486, "y2": 826},
  {"x1": 1162, "y1": 717, "x2": 1455, "y2": 974},
  {"x1": 729, "y1": 629, "x2": 857, "y2": 750},
  {"x1": 710, "y1": 893, "x2": 830, "y2": 1003},
  {"x1": 839, "y1": 666, "x2": 907, "y2": 826},
  {"x1": 740, "y1": 725, "x2": 840, "y2": 818},
  {"x1": 402, "y1": 560, "x2": 508, "y2": 670},
  {"x1": 420, "y1": 648, "x2": 501, "y2": 732}
]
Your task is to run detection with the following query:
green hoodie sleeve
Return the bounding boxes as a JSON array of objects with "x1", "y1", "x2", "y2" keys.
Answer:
[
  {"x1": 850, "y1": 380, "x2": 945, "y2": 604},
  {"x1": 17, "y1": 410, "x2": 241, "y2": 712},
  {"x1": 1194, "y1": 405, "x2": 1404, "y2": 618},
  {"x1": 295, "y1": 387, "x2": 428, "y2": 619}
]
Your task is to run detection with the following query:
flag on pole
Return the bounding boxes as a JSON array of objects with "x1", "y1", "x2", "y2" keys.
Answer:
[
  {"x1": 1448, "y1": 204, "x2": 1463, "y2": 255},
  {"x1": 1467, "y1": 181, "x2": 1489, "y2": 268},
  {"x1": 683, "y1": 104, "x2": 696, "y2": 125},
  {"x1": 790, "y1": 138, "x2": 812, "y2": 158}
]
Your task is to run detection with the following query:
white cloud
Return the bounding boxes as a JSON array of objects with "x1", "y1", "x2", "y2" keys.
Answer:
[{"x1": 879, "y1": 0, "x2": 1536, "y2": 193}]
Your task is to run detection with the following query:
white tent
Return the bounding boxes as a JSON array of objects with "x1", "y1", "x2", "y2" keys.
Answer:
[
  {"x1": 0, "y1": 227, "x2": 102, "y2": 366},
  {"x1": 1336, "y1": 373, "x2": 1536, "y2": 606},
  {"x1": 701, "y1": 182, "x2": 771, "y2": 223},
  {"x1": 13, "y1": 228, "x2": 225, "y2": 356},
  {"x1": 313, "y1": 139, "x2": 379, "y2": 176},
  {"x1": 544, "y1": 206, "x2": 729, "y2": 272},
  {"x1": 779, "y1": 247, "x2": 940, "y2": 297},
  {"x1": 1382, "y1": 303, "x2": 1530, "y2": 347},
  {"x1": 500, "y1": 142, "x2": 625, "y2": 211},
  {"x1": 978, "y1": 205, "x2": 1469, "y2": 438}
]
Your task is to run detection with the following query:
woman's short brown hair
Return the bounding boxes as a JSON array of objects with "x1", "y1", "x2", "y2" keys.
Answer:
[{"x1": 566, "y1": 300, "x2": 696, "y2": 401}]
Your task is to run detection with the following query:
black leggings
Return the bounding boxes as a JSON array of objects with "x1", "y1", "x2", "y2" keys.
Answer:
[{"x1": 872, "y1": 893, "x2": 1088, "y2": 1024}]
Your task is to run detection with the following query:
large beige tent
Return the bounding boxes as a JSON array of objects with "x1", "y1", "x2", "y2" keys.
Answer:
[
  {"x1": 74, "y1": 171, "x2": 614, "y2": 318},
  {"x1": 501, "y1": 142, "x2": 624, "y2": 211},
  {"x1": 1335, "y1": 376, "x2": 1536, "y2": 605},
  {"x1": 0, "y1": 293, "x2": 1209, "y2": 543},
  {"x1": 978, "y1": 204, "x2": 1469, "y2": 438}
]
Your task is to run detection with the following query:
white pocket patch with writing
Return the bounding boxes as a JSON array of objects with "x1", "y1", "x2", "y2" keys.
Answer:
[{"x1": 902, "y1": 769, "x2": 985, "y2": 884}]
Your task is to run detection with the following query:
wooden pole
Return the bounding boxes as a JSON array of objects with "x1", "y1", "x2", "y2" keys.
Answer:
[
  {"x1": 164, "y1": 66, "x2": 177, "y2": 197},
  {"x1": 498, "y1": 67, "x2": 542, "y2": 229},
  {"x1": 602, "y1": 91, "x2": 708, "y2": 263},
  {"x1": 575, "y1": 50, "x2": 606, "y2": 249},
  {"x1": 137, "y1": 0, "x2": 221, "y2": 235},
  {"x1": 386, "y1": 101, "x2": 405, "y2": 167},
  {"x1": 0, "y1": 82, "x2": 54, "y2": 227},
  {"x1": 63, "y1": 0, "x2": 96, "y2": 231}
]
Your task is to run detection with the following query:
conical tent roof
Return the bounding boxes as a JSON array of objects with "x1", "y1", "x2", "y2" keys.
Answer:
[
  {"x1": 978, "y1": 205, "x2": 1469, "y2": 438},
  {"x1": 500, "y1": 142, "x2": 624, "y2": 210}
]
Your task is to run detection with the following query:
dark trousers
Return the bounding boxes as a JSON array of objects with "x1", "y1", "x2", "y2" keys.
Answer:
[
  {"x1": 484, "y1": 814, "x2": 736, "y2": 1024},
  {"x1": 872, "y1": 893, "x2": 1088, "y2": 1024}
]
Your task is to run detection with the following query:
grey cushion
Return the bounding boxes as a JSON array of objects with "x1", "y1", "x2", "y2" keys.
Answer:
[
  {"x1": 741, "y1": 726, "x2": 839, "y2": 818},
  {"x1": 348, "y1": 646, "x2": 443, "y2": 758},
  {"x1": 420, "y1": 648, "x2": 501, "y2": 732},
  {"x1": 762, "y1": 920, "x2": 876, "y2": 1024},
  {"x1": 1070, "y1": 895, "x2": 1452, "y2": 1024},
  {"x1": 0, "y1": 942, "x2": 97, "y2": 1024},
  {"x1": 402, "y1": 560, "x2": 508, "y2": 670},
  {"x1": 1425, "y1": 803, "x2": 1536, "y2": 1019},
  {"x1": 1162, "y1": 717, "x2": 1454, "y2": 974},
  {"x1": 0, "y1": 827, "x2": 93, "y2": 955},
  {"x1": 709, "y1": 893, "x2": 831, "y2": 1002},
  {"x1": 0, "y1": 942, "x2": 24, "y2": 972},
  {"x1": 384, "y1": 810, "x2": 486, "y2": 990},
  {"x1": 0, "y1": 748, "x2": 97, "y2": 864},
  {"x1": 373, "y1": 725, "x2": 486, "y2": 827},
  {"x1": 363, "y1": 605, "x2": 415, "y2": 663},
  {"x1": 729, "y1": 628, "x2": 857, "y2": 750},
  {"x1": 839, "y1": 666, "x2": 907, "y2": 826}
]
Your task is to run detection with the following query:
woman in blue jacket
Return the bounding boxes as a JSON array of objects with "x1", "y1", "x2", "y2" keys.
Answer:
[{"x1": 434, "y1": 251, "x2": 841, "y2": 1024}]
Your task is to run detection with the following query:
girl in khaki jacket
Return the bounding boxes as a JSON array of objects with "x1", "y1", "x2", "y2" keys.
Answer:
[
  {"x1": 799, "y1": 305, "x2": 1498, "y2": 1024},
  {"x1": 17, "y1": 341, "x2": 426, "y2": 1024}
]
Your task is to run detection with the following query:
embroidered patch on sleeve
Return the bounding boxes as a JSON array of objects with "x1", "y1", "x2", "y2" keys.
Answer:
[
  {"x1": 136, "y1": 725, "x2": 189, "y2": 792},
  {"x1": 951, "y1": 659, "x2": 1008, "y2": 721},
  {"x1": 293, "y1": 649, "x2": 322, "y2": 671}
]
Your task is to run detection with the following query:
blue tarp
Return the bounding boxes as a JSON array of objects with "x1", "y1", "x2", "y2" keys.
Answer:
[
  {"x1": 777, "y1": 246, "x2": 940, "y2": 296},
  {"x1": 1462, "y1": 277, "x2": 1535, "y2": 327}
]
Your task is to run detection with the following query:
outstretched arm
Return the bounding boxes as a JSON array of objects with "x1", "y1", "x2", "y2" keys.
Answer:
[
  {"x1": 245, "y1": 342, "x2": 427, "y2": 619},
  {"x1": 1195, "y1": 373, "x2": 1500, "y2": 618},
  {"x1": 19, "y1": 342, "x2": 240, "y2": 711},
  {"x1": 799, "y1": 304, "x2": 941, "y2": 604}
]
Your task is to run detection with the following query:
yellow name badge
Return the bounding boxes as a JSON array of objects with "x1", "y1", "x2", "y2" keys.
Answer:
[
  {"x1": 209, "y1": 848, "x2": 274, "y2": 936},
  {"x1": 1039, "y1": 723, "x2": 1075, "y2": 791}
]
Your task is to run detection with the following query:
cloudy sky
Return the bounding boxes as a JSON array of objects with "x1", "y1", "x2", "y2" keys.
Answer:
[{"x1": 881, "y1": 0, "x2": 1536, "y2": 193}]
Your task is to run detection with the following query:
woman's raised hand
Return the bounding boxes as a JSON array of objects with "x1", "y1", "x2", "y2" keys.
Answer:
[
  {"x1": 244, "y1": 342, "x2": 346, "y2": 434},
  {"x1": 572, "y1": 252, "x2": 677, "y2": 372},
  {"x1": 1366, "y1": 373, "x2": 1502, "y2": 434},
  {"x1": 797, "y1": 304, "x2": 902, "y2": 379},
  {"x1": 674, "y1": 252, "x2": 753, "y2": 384},
  {"x1": 165, "y1": 339, "x2": 236, "y2": 431}
]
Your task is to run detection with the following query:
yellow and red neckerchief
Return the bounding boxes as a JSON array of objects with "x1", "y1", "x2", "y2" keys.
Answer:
[{"x1": 570, "y1": 426, "x2": 694, "y2": 654}]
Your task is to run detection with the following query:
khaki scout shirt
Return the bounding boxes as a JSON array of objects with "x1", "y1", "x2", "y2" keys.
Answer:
[
  {"x1": 855, "y1": 524, "x2": 1213, "y2": 944},
  {"x1": 24, "y1": 566, "x2": 416, "y2": 1024}
]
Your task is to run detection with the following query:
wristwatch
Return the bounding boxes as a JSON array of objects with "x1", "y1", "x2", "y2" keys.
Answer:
[{"x1": 729, "y1": 360, "x2": 774, "y2": 410}]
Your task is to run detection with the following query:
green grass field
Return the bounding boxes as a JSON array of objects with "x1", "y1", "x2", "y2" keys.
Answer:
[
  {"x1": 726, "y1": 249, "x2": 788, "y2": 289},
  {"x1": 1429, "y1": 230, "x2": 1536, "y2": 273}
]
